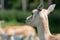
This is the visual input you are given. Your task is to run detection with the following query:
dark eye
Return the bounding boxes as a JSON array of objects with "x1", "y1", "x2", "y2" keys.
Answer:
[{"x1": 32, "y1": 13, "x2": 33, "y2": 15}]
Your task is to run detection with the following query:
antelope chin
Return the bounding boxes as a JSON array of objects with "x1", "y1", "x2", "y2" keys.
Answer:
[
  {"x1": 26, "y1": 19, "x2": 32, "y2": 24},
  {"x1": 26, "y1": 20, "x2": 36, "y2": 26}
]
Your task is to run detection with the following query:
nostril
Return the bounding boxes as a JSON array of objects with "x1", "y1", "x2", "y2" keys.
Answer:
[{"x1": 26, "y1": 19, "x2": 30, "y2": 23}]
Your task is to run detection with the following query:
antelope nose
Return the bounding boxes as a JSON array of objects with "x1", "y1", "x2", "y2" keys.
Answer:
[
  {"x1": 26, "y1": 17, "x2": 31, "y2": 22},
  {"x1": 26, "y1": 19, "x2": 30, "y2": 23}
]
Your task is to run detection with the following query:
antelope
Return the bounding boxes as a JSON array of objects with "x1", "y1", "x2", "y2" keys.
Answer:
[
  {"x1": 0, "y1": 25, "x2": 36, "y2": 40},
  {"x1": 3, "y1": 25, "x2": 36, "y2": 40},
  {"x1": 0, "y1": 20, "x2": 36, "y2": 40},
  {"x1": 26, "y1": 4, "x2": 60, "y2": 40},
  {"x1": 0, "y1": 20, "x2": 11, "y2": 40},
  {"x1": 0, "y1": 20, "x2": 5, "y2": 34}
]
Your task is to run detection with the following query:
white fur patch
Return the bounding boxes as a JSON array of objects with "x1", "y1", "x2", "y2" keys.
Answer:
[{"x1": 32, "y1": 9, "x2": 38, "y2": 13}]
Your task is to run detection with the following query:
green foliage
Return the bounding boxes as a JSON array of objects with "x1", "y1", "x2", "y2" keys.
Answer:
[
  {"x1": 28, "y1": 0, "x2": 40, "y2": 10},
  {"x1": 5, "y1": 0, "x2": 22, "y2": 9},
  {"x1": 49, "y1": 9, "x2": 60, "y2": 34},
  {"x1": 4, "y1": 0, "x2": 60, "y2": 10},
  {"x1": 0, "y1": 10, "x2": 31, "y2": 22},
  {"x1": 30, "y1": 2, "x2": 38, "y2": 10}
]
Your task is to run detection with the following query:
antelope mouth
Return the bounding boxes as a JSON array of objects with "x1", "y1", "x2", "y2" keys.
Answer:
[{"x1": 26, "y1": 19, "x2": 32, "y2": 24}]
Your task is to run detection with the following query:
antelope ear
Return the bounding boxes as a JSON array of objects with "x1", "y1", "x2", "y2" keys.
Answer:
[{"x1": 47, "y1": 4, "x2": 56, "y2": 14}]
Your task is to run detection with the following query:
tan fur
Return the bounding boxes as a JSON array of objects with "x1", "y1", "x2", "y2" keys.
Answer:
[
  {"x1": 0, "y1": 28, "x2": 5, "y2": 40},
  {"x1": 0, "y1": 20, "x2": 36, "y2": 40},
  {"x1": 3, "y1": 25, "x2": 36, "y2": 36},
  {"x1": 0, "y1": 25, "x2": 36, "y2": 40},
  {"x1": 39, "y1": 8, "x2": 60, "y2": 40},
  {"x1": 26, "y1": 4, "x2": 56, "y2": 40},
  {"x1": 35, "y1": 36, "x2": 40, "y2": 40}
]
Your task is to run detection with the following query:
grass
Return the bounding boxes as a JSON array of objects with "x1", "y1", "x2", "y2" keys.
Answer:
[{"x1": 1, "y1": 21, "x2": 28, "y2": 28}]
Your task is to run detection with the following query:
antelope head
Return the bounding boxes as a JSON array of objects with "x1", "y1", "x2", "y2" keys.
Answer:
[{"x1": 26, "y1": 4, "x2": 56, "y2": 26}]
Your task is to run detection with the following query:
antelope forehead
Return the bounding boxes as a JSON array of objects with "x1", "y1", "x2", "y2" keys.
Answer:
[
  {"x1": 42, "y1": 9, "x2": 47, "y2": 12},
  {"x1": 40, "y1": 9, "x2": 47, "y2": 14},
  {"x1": 32, "y1": 9, "x2": 38, "y2": 13}
]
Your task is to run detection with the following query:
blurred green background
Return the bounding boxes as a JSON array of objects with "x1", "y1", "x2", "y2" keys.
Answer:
[{"x1": 0, "y1": 0, "x2": 60, "y2": 34}]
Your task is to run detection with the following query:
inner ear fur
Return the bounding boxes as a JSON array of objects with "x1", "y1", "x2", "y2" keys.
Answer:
[{"x1": 47, "y1": 4, "x2": 56, "y2": 14}]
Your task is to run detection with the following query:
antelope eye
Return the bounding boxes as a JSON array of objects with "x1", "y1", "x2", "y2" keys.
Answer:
[{"x1": 32, "y1": 13, "x2": 33, "y2": 15}]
